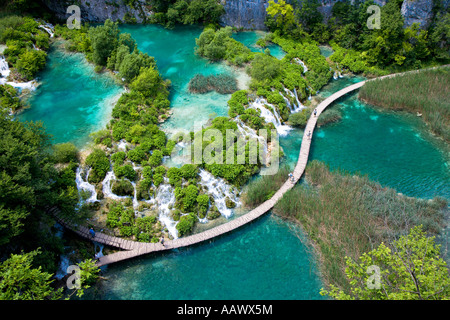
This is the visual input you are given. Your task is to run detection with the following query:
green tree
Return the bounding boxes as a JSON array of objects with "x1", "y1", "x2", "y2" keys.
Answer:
[
  {"x1": 266, "y1": 0, "x2": 296, "y2": 34},
  {"x1": 130, "y1": 66, "x2": 162, "y2": 98},
  {"x1": 85, "y1": 149, "x2": 110, "y2": 183},
  {"x1": 0, "y1": 250, "x2": 63, "y2": 300},
  {"x1": 88, "y1": 19, "x2": 119, "y2": 66},
  {"x1": 321, "y1": 226, "x2": 450, "y2": 300},
  {"x1": 15, "y1": 49, "x2": 47, "y2": 80}
]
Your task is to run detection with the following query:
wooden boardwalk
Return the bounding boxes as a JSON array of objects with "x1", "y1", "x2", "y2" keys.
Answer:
[{"x1": 50, "y1": 80, "x2": 366, "y2": 267}]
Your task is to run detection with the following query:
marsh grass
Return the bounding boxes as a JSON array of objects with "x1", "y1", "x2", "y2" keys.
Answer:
[
  {"x1": 241, "y1": 165, "x2": 292, "y2": 208},
  {"x1": 188, "y1": 73, "x2": 237, "y2": 94},
  {"x1": 273, "y1": 160, "x2": 448, "y2": 291},
  {"x1": 359, "y1": 67, "x2": 450, "y2": 142}
]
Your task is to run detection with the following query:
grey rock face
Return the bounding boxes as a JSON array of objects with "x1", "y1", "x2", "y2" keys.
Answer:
[
  {"x1": 219, "y1": 0, "x2": 270, "y2": 30},
  {"x1": 43, "y1": 0, "x2": 152, "y2": 24},
  {"x1": 401, "y1": 0, "x2": 435, "y2": 29}
]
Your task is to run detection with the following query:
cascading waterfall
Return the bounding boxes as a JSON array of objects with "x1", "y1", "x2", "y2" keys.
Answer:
[
  {"x1": 293, "y1": 58, "x2": 308, "y2": 73},
  {"x1": 0, "y1": 55, "x2": 38, "y2": 90},
  {"x1": 235, "y1": 118, "x2": 268, "y2": 156},
  {"x1": 102, "y1": 171, "x2": 129, "y2": 201},
  {"x1": 249, "y1": 98, "x2": 292, "y2": 136},
  {"x1": 75, "y1": 167, "x2": 98, "y2": 203},
  {"x1": 152, "y1": 179, "x2": 178, "y2": 239},
  {"x1": 198, "y1": 169, "x2": 240, "y2": 219},
  {"x1": 39, "y1": 23, "x2": 54, "y2": 37}
]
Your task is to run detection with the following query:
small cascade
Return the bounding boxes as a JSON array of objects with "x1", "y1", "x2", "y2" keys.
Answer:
[
  {"x1": 117, "y1": 139, "x2": 127, "y2": 151},
  {"x1": 282, "y1": 88, "x2": 305, "y2": 113},
  {"x1": 0, "y1": 56, "x2": 10, "y2": 79},
  {"x1": 279, "y1": 91, "x2": 293, "y2": 112},
  {"x1": 1, "y1": 55, "x2": 37, "y2": 91},
  {"x1": 293, "y1": 58, "x2": 308, "y2": 73},
  {"x1": 153, "y1": 180, "x2": 178, "y2": 239},
  {"x1": 333, "y1": 71, "x2": 338, "y2": 80},
  {"x1": 75, "y1": 167, "x2": 98, "y2": 203},
  {"x1": 235, "y1": 118, "x2": 268, "y2": 157},
  {"x1": 199, "y1": 169, "x2": 240, "y2": 219},
  {"x1": 250, "y1": 98, "x2": 291, "y2": 136},
  {"x1": 39, "y1": 24, "x2": 54, "y2": 37},
  {"x1": 101, "y1": 171, "x2": 129, "y2": 201}
]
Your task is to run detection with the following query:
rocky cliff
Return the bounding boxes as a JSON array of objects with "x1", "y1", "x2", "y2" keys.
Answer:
[
  {"x1": 219, "y1": 0, "x2": 270, "y2": 30},
  {"x1": 42, "y1": 0, "x2": 152, "y2": 24},
  {"x1": 42, "y1": 0, "x2": 440, "y2": 31}
]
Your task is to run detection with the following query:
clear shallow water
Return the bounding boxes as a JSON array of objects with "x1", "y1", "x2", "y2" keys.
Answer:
[
  {"x1": 87, "y1": 215, "x2": 324, "y2": 300},
  {"x1": 231, "y1": 31, "x2": 286, "y2": 60},
  {"x1": 280, "y1": 77, "x2": 450, "y2": 201},
  {"x1": 18, "y1": 44, "x2": 124, "y2": 147},
  {"x1": 119, "y1": 24, "x2": 246, "y2": 137}
]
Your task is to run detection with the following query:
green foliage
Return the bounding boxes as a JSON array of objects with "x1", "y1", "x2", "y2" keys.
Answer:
[
  {"x1": 266, "y1": 0, "x2": 296, "y2": 35},
  {"x1": 288, "y1": 108, "x2": 311, "y2": 127},
  {"x1": 88, "y1": 19, "x2": 119, "y2": 66},
  {"x1": 154, "y1": 0, "x2": 224, "y2": 27},
  {"x1": 248, "y1": 53, "x2": 282, "y2": 82},
  {"x1": 0, "y1": 250, "x2": 63, "y2": 300},
  {"x1": 321, "y1": 226, "x2": 450, "y2": 300},
  {"x1": 176, "y1": 212, "x2": 197, "y2": 236},
  {"x1": 113, "y1": 164, "x2": 137, "y2": 181},
  {"x1": 195, "y1": 26, "x2": 253, "y2": 65},
  {"x1": 15, "y1": 49, "x2": 47, "y2": 80},
  {"x1": 85, "y1": 149, "x2": 110, "y2": 183},
  {"x1": 111, "y1": 178, "x2": 134, "y2": 196},
  {"x1": 52, "y1": 143, "x2": 79, "y2": 164},
  {"x1": 175, "y1": 184, "x2": 199, "y2": 212},
  {"x1": 0, "y1": 84, "x2": 22, "y2": 112}
]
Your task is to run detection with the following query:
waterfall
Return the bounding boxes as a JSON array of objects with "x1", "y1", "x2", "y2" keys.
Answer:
[
  {"x1": 250, "y1": 98, "x2": 291, "y2": 136},
  {"x1": 152, "y1": 180, "x2": 178, "y2": 239},
  {"x1": 294, "y1": 58, "x2": 308, "y2": 73},
  {"x1": 235, "y1": 118, "x2": 268, "y2": 156},
  {"x1": 39, "y1": 24, "x2": 54, "y2": 37},
  {"x1": 75, "y1": 167, "x2": 98, "y2": 203},
  {"x1": 199, "y1": 169, "x2": 240, "y2": 219},
  {"x1": 282, "y1": 88, "x2": 305, "y2": 113},
  {"x1": 1, "y1": 55, "x2": 37, "y2": 91},
  {"x1": 102, "y1": 171, "x2": 129, "y2": 201},
  {"x1": 0, "y1": 56, "x2": 10, "y2": 79}
]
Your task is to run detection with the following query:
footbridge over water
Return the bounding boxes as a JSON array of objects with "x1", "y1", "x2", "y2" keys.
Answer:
[{"x1": 50, "y1": 79, "x2": 368, "y2": 267}]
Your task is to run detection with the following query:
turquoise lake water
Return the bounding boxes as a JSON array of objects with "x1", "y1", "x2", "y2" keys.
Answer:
[
  {"x1": 18, "y1": 44, "x2": 124, "y2": 147},
  {"x1": 18, "y1": 25, "x2": 449, "y2": 299}
]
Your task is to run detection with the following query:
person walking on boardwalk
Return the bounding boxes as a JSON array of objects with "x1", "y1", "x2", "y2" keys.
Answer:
[
  {"x1": 160, "y1": 236, "x2": 165, "y2": 247},
  {"x1": 288, "y1": 172, "x2": 294, "y2": 183},
  {"x1": 307, "y1": 130, "x2": 311, "y2": 139},
  {"x1": 89, "y1": 227, "x2": 95, "y2": 238},
  {"x1": 314, "y1": 108, "x2": 317, "y2": 117}
]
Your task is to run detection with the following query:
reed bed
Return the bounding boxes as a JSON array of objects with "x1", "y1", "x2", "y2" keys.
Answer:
[
  {"x1": 273, "y1": 160, "x2": 448, "y2": 291},
  {"x1": 241, "y1": 165, "x2": 292, "y2": 208},
  {"x1": 188, "y1": 73, "x2": 237, "y2": 94},
  {"x1": 359, "y1": 67, "x2": 450, "y2": 142}
]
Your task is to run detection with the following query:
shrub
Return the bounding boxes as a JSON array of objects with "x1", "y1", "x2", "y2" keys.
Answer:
[
  {"x1": 52, "y1": 143, "x2": 79, "y2": 163},
  {"x1": 176, "y1": 213, "x2": 197, "y2": 236}
]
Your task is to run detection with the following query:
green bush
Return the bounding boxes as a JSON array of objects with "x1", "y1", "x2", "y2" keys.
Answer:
[
  {"x1": 176, "y1": 212, "x2": 197, "y2": 236},
  {"x1": 85, "y1": 149, "x2": 110, "y2": 183}
]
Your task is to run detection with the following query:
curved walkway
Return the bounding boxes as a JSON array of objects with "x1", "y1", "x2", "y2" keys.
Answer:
[
  {"x1": 79, "y1": 80, "x2": 365, "y2": 267},
  {"x1": 49, "y1": 78, "x2": 368, "y2": 267},
  {"x1": 52, "y1": 65, "x2": 449, "y2": 266}
]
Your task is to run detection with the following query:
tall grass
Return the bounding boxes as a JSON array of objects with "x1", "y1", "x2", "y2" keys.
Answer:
[
  {"x1": 359, "y1": 67, "x2": 450, "y2": 142},
  {"x1": 241, "y1": 165, "x2": 292, "y2": 208},
  {"x1": 273, "y1": 160, "x2": 448, "y2": 291}
]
